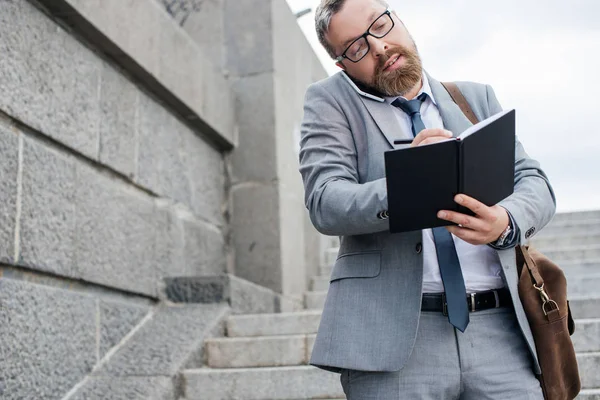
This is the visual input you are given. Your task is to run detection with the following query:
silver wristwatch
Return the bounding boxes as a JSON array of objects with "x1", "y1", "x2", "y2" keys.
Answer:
[{"x1": 495, "y1": 224, "x2": 513, "y2": 247}]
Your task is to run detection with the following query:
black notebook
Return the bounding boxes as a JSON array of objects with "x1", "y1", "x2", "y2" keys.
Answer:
[{"x1": 384, "y1": 108, "x2": 516, "y2": 233}]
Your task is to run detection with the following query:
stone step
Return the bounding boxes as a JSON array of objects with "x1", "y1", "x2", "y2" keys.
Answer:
[
  {"x1": 183, "y1": 366, "x2": 344, "y2": 400},
  {"x1": 304, "y1": 291, "x2": 327, "y2": 310},
  {"x1": 573, "y1": 319, "x2": 600, "y2": 353},
  {"x1": 324, "y1": 248, "x2": 339, "y2": 267},
  {"x1": 205, "y1": 334, "x2": 316, "y2": 368},
  {"x1": 579, "y1": 352, "x2": 600, "y2": 389},
  {"x1": 538, "y1": 245, "x2": 600, "y2": 263},
  {"x1": 579, "y1": 389, "x2": 600, "y2": 399},
  {"x1": 570, "y1": 296, "x2": 600, "y2": 319},
  {"x1": 532, "y1": 232, "x2": 600, "y2": 249},
  {"x1": 569, "y1": 275, "x2": 600, "y2": 296},
  {"x1": 550, "y1": 210, "x2": 600, "y2": 224},
  {"x1": 319, "y1": 264, "x2": 333, "y2": 277},
  {"x1": 226, "y1": 311, "x2": 321, "y2": 337},
  {"x1": 311, "y1": 275, "x2": 330, "y2": 291},
  {"x1": 540, "y1": 224, "x2": 600, "y2": 237}
]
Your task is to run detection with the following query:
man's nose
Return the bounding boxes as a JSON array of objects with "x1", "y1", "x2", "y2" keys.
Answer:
[{"x1": 370, "y1": 36, "x2": 388, "y2": 57}]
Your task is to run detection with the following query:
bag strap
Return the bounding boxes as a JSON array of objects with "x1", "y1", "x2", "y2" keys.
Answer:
[
  {"x1": 519, "y1": 245, "x2": 544, "y2": 287},
  {"x1": 440, "y1": 82, "x2": 480, "y2": 125}
]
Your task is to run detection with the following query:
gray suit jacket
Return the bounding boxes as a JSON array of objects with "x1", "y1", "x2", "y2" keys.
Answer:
[{"x1": 298, "y1": 71, "x2": 556, "y2": 374}]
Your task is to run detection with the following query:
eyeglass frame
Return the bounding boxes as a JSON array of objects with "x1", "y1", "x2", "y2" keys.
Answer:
[{"x1": 335, "y1": 9, "x2": 395, "y2": 63}]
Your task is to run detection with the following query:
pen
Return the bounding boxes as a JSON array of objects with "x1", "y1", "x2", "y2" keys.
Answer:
[{"x1": 393, "y1": 139, "x2": 413, "y2": 145}]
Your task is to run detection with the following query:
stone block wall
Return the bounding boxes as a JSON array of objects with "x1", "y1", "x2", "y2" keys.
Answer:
[{"x1": 0, "y1": 0, "x2": 326, "y2": 397}]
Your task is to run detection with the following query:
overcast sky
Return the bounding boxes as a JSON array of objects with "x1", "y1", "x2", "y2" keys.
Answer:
[{"x1": 287, "y1": 0, "x2": 600, "y2": 212}]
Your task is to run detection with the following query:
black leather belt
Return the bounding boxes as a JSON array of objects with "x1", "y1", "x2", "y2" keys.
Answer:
[{"x1": 421, "y1": 288, "x2": 512, "y2": 315}]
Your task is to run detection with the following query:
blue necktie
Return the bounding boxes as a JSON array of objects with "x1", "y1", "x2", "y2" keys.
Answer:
[{"x1": 392, "y1": 94, "x2": 470, "y2": 332}]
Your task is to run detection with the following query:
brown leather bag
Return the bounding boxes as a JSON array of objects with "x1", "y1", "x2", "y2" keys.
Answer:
[
  {"x1": 441, "y1": 81, "x2": 581, "y2": 399},
  {"x1": 516, "y1": 245, "x2": 581, "y2": 399}
]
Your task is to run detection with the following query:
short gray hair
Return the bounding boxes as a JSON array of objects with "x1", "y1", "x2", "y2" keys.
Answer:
[{"x1": 315, "y1": 0, "x2": 389, "y2": 59}]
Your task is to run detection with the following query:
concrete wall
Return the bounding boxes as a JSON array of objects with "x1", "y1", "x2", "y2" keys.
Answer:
[
  {"x1": 0, "y1": 0, "x2": 326, "y2": 397},
  {"x1": 225, "y1": 0, "x2": 328, "y2": 297}
]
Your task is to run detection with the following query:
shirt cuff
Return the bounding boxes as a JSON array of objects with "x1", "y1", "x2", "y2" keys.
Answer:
[{"x1": 488, "y1": 208, "x2": 520, "y2": 250}]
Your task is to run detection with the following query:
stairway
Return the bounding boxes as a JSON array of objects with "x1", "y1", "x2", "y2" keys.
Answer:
[
  {"x1": 181, "y1": 211, "x2": 600, "y2": 400},
  {"x1": 530, "y1": 210, "x2": 600, "y2": 399}
]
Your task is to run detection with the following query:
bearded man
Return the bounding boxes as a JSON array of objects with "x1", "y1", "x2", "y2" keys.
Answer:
[{"x1": 298, "y1": 0, "x2": 556, "y2": 398}]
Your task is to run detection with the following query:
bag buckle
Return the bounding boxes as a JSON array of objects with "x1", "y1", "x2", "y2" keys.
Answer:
[
  {"x1": 534, "y1": 283, "x2": 559, "y2": 316},
  {"x1": 470, "y1": 293, "x2": 476, "y2": 312}
]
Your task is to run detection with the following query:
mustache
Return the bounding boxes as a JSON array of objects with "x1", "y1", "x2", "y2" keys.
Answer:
[{"x1": 377, "y1": 47, "x2": 407, "y2": 71}]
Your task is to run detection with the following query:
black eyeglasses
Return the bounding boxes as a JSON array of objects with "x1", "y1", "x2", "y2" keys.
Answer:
[{"x1": 336, "y1": 10, "x2": 395, "y2": 63}]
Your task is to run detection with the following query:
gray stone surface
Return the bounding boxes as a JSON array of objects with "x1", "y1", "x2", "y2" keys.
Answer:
[
  {"x1": 0, "y1": 278, "x2": 96, "y2": 400},
  {"x1": 320, "y1": 263, "x2": 334, "y2": 277},
  {"x1": 578, "y1": 352, "x2": 600, "y2": 389},
  {"x1": 232, "y1": 184, "x2": 282, "y2": 292},
  {"x1": 230, "y1": 74, "x2": 277, "y2": 182},
  {"x1": 137, "y1": 94, "x2": 191, "y2": 205},
  {"x1": 532, "y1": 232, "x2": 600, "y2": 249},
  {"x1": 226, "y1": 310, "x2": 322, "y2": 337},
  {"x1": 311, "y1": 276, "x2": 330, "y2": 292},
  {"x1": 183, "y1": 365, "x2": 344, "y2": 400},
  {"x1": 573, "y1": 319, "x2": 600, "y2": 353},
  {"x1": 0, "y1": 0, "x2": 100, "y2": 158},
  {"x1": 570, "y1": 296, "x2": 600, "y2": 319},
  {"x1": 99, "y1": 300, "x2": 149, "y2": 360},
  {"x1": 224, "y1": 0, "x2": 273, "y2": 77},
  {"x1": 72, "y1": 377, "x2": 175, "y2": 400},
  {"x1": 164, "y1": 276, "x2": 229, "y2": 304},
  {"x1": 182, "y1": 126, "x2": 225, "y2": 225},
  {"x1": 98, "y1": 63, "x2": 138, "y2": 178},
  {"x1": 183, "y1": 219, "x2": 225, "y2": 275},
  {"x1": 579, "y1": 389, "x2": 600, "y2": 399},
  {"x1": 0, "y1": 124, "x2": 18, "y2": 264},
  {"x1": 19, "y1": 138, "x2": 76, "y2": 276},
  {"x1": 568, "y1": 276, "x2": 600, "y2": 297},
  {"x1": 206, "y1": 335, "x2": 311, "y2": 368},
  {"x1": 75, "y1": 164, "x2": 158, "y2": 296},
  {"x1": 162, "y1": 274, "x2": 301, "y2": 314},
  {"x1": 304, "y1": 291, "x2": 327, "y2": 310},
  {"x1": 229, "y1": 273, "x2": 281, "y2": 314},
  {"x1": 156, "y1": 0, "x2": 225, "y2": 69},
  {"x1": 53, "y1": 0, "x2": 235, "y2": 147},
  {"x1": 94, "y1": 304, "x2": 228, "y2": 376},
  {"x1": 540, "y1": 245, "x2": 600, "y2": 262},
  {"x1": 137, "y1": 93, "x2": 224, "y2": 224}
]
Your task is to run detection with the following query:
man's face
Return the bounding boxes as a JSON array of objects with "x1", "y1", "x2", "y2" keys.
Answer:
[{"x1": 327, "y1": 0, "x2": 422, "y2": 96}]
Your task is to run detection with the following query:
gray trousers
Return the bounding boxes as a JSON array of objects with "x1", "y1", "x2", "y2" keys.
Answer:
[{"x1": 340, "y1": 307, "x2": 544, "y2": 400}]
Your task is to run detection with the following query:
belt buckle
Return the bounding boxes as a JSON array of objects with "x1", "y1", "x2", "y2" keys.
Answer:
[
  {"x1": 470, "y1": 293, "x2": 476, "y2": 312},
  {"x1": 493, "y1": 290, "x2": 500, "y2": 308},
  {"x1": 442, "y1": 293, "x2": 448, "y2": 316}
]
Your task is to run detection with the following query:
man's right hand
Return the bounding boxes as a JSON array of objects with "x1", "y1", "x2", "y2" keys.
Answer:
[{"x1": 411, "y1": 129, "x2": 453, "y2": 147}]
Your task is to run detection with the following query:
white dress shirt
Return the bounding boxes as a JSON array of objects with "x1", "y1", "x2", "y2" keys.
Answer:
[{"x1": 385, "y1": 74, "x2": 505, "y2": 293}]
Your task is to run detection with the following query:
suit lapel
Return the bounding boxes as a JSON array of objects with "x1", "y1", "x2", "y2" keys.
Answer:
[
  {"x1": 361, "y1": 98, "x2": 401, "y2": 148},
  {"x1": 427, "y1": 74, "x2": 473, "y2": 137},
  {"x1": 349, "y1": 71, "x2": 474, "y2": 146}
]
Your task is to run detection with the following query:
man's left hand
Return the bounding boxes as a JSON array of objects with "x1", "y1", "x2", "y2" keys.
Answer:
[{"x1": 437, "y1": 194, "x2": 509, "y2": 246}]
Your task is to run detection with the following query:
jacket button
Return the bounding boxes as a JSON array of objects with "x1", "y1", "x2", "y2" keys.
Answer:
[{"x1": 415, "y1": 242, "x2": 423, "y2": 254}]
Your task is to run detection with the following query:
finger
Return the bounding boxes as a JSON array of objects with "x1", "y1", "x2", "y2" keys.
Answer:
[
  {"x1": 446, "y1": 225, "x2": 486, "y2": 245},
  {"x1": 419, "y1": 137, "x2": 453, "y2": 146},
  {"x1": 412, "y1": 129, "x2": 452, "y2": 146},
  {"x1": 455, "y1": 194, "x2": 494, "y2": 220},
  {"x1": 437, "y1": 210, "x2": 488, "y2": 232}
]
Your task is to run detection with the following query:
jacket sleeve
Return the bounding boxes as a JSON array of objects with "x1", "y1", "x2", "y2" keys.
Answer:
[
  {"x1": 299, "y1": 83, "x2": 390, "y2": 236},
  {"x1": 486, "y1": 84, "x2": 557, "y2": 243}
]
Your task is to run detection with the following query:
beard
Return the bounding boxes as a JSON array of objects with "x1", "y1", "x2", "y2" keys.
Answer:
[{"x1": 371, "y1": 43, "x2": 422, "y2": 97}]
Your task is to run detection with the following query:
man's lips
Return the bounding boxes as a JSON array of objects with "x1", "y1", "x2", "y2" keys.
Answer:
[{"x1": 383, "y1": 54, "x2": 403, "y2": 72}]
